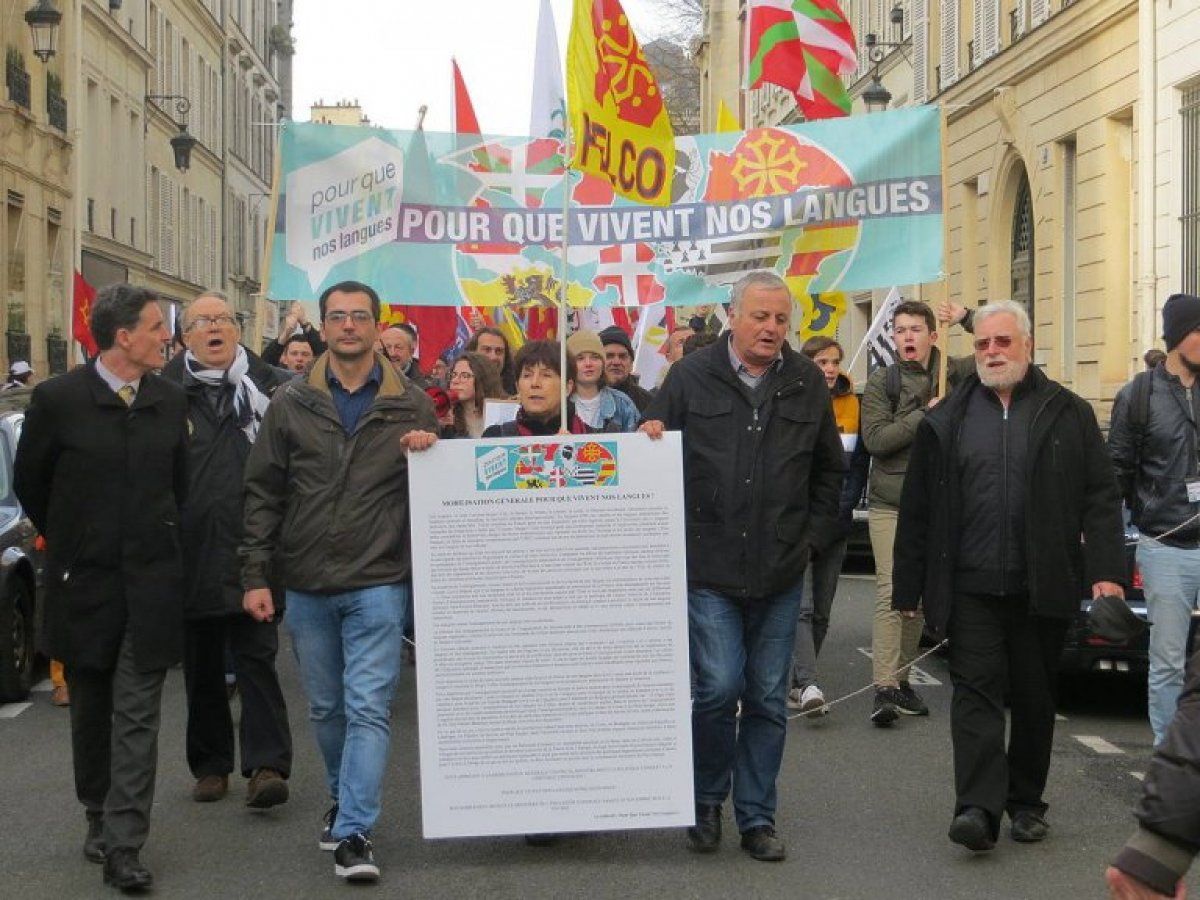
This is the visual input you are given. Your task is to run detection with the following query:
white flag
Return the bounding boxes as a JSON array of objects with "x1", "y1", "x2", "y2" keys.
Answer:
[
  {"x1": 530, "y1": 0, "x2": 565, "y2": 140},
  {"x1": 633, "y1": 303, "x2": 671, "y2": 388},
  {"x1": 847, "y1": 287, "x2": 903, "y2": 374}
]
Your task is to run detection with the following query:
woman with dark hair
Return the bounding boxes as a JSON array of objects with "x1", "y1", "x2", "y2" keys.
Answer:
[
  {"x1": 466, "y1": 326, "x2": 517, "y2": 396},
  {"x1": 787, "y1": 335, "x2": 870, "y2": 717},
  {"x1": 446, "y1": 352, "x2": 504, "y2": 438},
  {"x1": 482, "y1": 340, "x2": 605, "y2": 437}
]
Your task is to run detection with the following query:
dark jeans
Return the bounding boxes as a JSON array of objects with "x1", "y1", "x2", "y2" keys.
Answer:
[
  {"x1": 791, "y1": 538, "x2": 846, "y2": 689},
  {"x1": 689, "y1": 581, "x2": 802, "y2": 832},
  {"x1": 66, "y1": 631, "x2": 167, "y2": 851},
  {"x1": 947, "y1": 593, "x2": 1068, "y2": 834},
  {"x1": 183, "y1": 615, "x2": 292, "y2": 779}
]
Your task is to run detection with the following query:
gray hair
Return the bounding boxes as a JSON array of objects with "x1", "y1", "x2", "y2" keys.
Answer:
[
  {"x1": 183, "y1": 289, "x2": 238, "y2": 329},
  {"x1": 729, "y1": 272, "x2": 791, "y2": 312},
  {"x1": 973, "y1": 300, "x2": 1032, "y2": 338}
]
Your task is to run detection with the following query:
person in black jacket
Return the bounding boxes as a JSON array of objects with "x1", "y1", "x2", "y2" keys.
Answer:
[
  {"x1": 1109, "y1": 292, "x2": 1200, "y2": 746},
  {"x1": 161, "y1": 290, "x2": 294, "y2": 809},
  {"x1": 1107, "y1": 650, "x2": 1200, "y2": 898},
  {"x1": 893, "y1": 300, "x2": 1126, "y2": 855},
  {"x1": 599, "y1": 325, "x2": 654, "y2": 412},
  {"x1": 641, "y1": 272, "x2": 845, "y2": 863},
  {"x1": 262, "y1": 301, "x2": 326, "y2": 368},
  {"x1": 14, "y1": 284, "x2": 188, "y2": 893}
]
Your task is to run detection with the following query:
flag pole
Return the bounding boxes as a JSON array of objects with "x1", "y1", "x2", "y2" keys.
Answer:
[
  {"x1": 559, "y1": 123, "x2": 572, "y2": 434},
  {"x1": 937, "y1": 104, "x2": 950, "y2": 398}
]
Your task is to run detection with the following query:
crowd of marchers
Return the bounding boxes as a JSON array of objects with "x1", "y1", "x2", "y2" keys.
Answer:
[{"x1": 10, "y1": 275, "x2": 1200, "y2": 897}]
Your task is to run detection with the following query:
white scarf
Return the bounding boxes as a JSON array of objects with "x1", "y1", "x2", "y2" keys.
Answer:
[{"x1": 184, "y1": 345, "x2": 270, "y2": 443}]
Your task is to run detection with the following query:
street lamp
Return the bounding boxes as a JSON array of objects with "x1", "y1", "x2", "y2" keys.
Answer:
[
  {"x1": 862, "y1": 2, "x2": 907, "y2": 113},
  {"x1": 24, "y1": 0, "x2": 62, "y2": 64},
  {"x1": 146, "y1": 95, "x2": 198, "y2": 172}
]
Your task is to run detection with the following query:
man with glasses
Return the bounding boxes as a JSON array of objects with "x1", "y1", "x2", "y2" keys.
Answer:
[
  {"x1": 162, "y1": 290, "x2": 294, "y2": 809},
  {"x1": 892, "y1": 300, "x2": 1126, "y2": 854},
  {"x1": 241, "y1": 280, "x2": 439, "y2": 884}
]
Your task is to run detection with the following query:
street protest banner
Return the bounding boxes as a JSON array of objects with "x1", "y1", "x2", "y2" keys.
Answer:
[
  {"x1": 408, "y1": 433, "x2": 692, "y2": 838},
  {"x1": 267, "y1": 105, "x2": 942, "y2": 311}
]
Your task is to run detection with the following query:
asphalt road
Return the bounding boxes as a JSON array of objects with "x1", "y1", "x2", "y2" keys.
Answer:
[{"x1": 0, "y1": 573, "x2": 1190, "y2": 899}]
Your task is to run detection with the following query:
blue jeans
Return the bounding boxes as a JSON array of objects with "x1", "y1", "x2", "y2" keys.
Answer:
[
  {"x1": 689, "y1": 582, "x2": 803, "y2": 832},
  {"x1": 1138, "y1": 539, "x2": 1200, "y2": 744},
  {"x1": 285, "y1": 584, "x2": 407, "y2": 839}
]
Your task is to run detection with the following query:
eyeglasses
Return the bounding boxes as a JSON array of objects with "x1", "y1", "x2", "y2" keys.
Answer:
[
  {"x1": 324, "y1": 310, "x2": 375, "y2": 325},
  {"x1": 973, "y1": 335, "x2": 1015, "y2": 352},
  {"x1": 449, "y1": 370, "x2": 475, "y2": 381},
  {"x1": 185, "y1": 314, "x2": 237, "y2": 331}
]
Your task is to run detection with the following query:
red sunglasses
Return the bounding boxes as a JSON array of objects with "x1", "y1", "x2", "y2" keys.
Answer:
[{"x1": 973, "y1": 335, "x2": 1015, "y2": 352}]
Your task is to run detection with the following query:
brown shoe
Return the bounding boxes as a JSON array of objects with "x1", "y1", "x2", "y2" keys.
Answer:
[
  {"x1": 192, "y1": 774, "x2": 229, "y2": 802},
  {"x1": 246, "y1": 768, "x2": 289, "y2": 809},
  {"x1": 51, "y1": 685, "x2": 70, "y2": 707}
]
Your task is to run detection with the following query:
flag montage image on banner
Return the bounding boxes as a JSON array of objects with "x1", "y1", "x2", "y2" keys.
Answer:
[
  {"x1": 267, "y1": 106, "x2": 943, "y2": 311},
  {"x1": 566, "y1": 0, "x2": 677, "y2": 206}
]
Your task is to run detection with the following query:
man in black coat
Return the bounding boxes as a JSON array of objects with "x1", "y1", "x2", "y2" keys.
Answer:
[
  {"x1": 161, "y1": 290, "x2": 293, "y2": 809},
  {"x1": 599, "y1": 325, "x2": 654, "y2": 411},
  {"x1": 641, "y1": 272, "x2": 845, "y2": 862},
  {"x1": 893, "y1": 300, "x2": 1126, "y2": 855},
  {"x1": 14, "y1": 283, "x2": 188, "y2": 893}
]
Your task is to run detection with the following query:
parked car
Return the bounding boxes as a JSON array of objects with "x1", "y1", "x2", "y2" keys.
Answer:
[{"x1": 0, "y1": 387, "x2": 44, "y2": 702}]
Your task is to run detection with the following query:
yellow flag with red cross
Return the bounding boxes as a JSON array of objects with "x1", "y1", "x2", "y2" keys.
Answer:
[{"x1": 566, "y1": 0, "x2": 676, "y2": 206}]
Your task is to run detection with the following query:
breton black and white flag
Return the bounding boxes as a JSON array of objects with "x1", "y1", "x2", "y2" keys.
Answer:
[{"x1": 848, "y1": 287, "x2": 903, "y2": 374}]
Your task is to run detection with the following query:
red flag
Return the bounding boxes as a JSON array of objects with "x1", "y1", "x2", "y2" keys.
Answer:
[
  {"x1": 386, "y1": 305, "x2": 468, "y2": 373},
  {"x1": 72, "y1": 271, "x2": 98, "y2": 357},
  {"x1": 452, "y1": 59, "x2": 481, "y2": 134}
]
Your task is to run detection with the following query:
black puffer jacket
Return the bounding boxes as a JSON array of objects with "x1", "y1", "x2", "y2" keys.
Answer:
[
  {"x1": 1109, "y1": 364, "x2": 1200, "y2": 547},
  {"x1": 893, "y1": 367, "x2": 1126, "y2": 636},
  {"x1": 162, "y1": 349, "x2": 293, "y2": 619},
  {"x1": 645, "y1": 336, "x2": 845, "y2": 600}
]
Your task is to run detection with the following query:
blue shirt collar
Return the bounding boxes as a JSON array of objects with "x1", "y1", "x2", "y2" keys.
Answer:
[{"x1": 326, "y1": 361, "x2": 383, "y2": 393}]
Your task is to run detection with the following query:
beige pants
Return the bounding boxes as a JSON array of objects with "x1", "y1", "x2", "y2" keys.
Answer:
[{"x1": 869, "y1": 507, "x2": 924, "y2": 688}]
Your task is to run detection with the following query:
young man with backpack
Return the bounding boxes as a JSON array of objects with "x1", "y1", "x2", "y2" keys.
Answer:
[
  {"x1": 860, "y1": 300, "x2": 973, "y2": 727},
  {"x1": 1109, "y1": 293, "x2": 1200, "y2": 746}
]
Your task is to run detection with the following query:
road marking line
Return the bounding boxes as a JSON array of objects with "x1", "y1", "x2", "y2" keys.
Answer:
[
  {"x1": 0, "y1": 702, "x2": 32, "y2": 719},
  {"x1": 1074, "y1": 735, "x2": 1124, "y2": 755},
  {"x1": 856, "y1": 648, "x2": 943, "y2": 686},
  {"x1": 1130, "y1": 772, "x2": 1145, "y2": 782},
  {"x1": 30, "y1": 679, "x2": 53, "y2": 693}
]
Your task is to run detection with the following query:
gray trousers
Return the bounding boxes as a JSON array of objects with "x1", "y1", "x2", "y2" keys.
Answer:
[{"x1": 66, "y1": 630, "x2": 168, "y2": 851}]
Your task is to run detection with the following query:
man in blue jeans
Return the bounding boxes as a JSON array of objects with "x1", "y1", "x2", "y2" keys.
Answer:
[
  {"x1": 1109, "y1": 292, "x2": 1200, "y2": 746},
  {"x1": 641, "y1": 272, "x2": 844, "y2": 861},
  {"x1": 241, "y1": 281, "x2": 439, "y2": 884}
]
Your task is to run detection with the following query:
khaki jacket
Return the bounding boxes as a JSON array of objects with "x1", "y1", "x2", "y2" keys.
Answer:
[{"x1": 240, "y1": 353, "x2": 438, "y2": 593}]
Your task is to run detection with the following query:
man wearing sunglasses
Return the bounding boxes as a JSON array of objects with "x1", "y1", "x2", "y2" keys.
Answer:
[
  {"x1": 892, "y1": 300, "x2": 1126, "y2": 855},
  {"x1": 240, "y1": 280, "x2": 439, "y2": 884}
]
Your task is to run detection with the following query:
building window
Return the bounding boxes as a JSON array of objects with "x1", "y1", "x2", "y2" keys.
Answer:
[
  {"x1": 1011, "y1": 169, "x2": 1035, "y2": 330},
  {"x1": 1183, "y1": 84, "x2": 1200, "y2": 295}
]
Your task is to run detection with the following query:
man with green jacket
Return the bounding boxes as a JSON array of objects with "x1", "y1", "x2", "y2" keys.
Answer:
[
  {"x1": 241, "y1": 280, "x2": 439, "y2": 884},
  {"x1": 861, "y1": 300, "x2": 971, "y2": 726}
]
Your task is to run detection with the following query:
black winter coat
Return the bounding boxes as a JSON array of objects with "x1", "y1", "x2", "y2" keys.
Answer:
[
  {"x1": 161, "y1": 349, "x2": 293, "y2": 619},
  {"x1": 645, "y1": 336, "x2": 845, "y2": 600},
  {"x1": 14, "y1": 363, "x2": 189, "y2": 672},
  {"x1": 892, "y1": 367, "x2": 1126, "y2": 637}
]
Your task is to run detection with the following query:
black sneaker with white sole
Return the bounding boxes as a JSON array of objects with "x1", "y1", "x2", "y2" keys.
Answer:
[
  {"x1": 871, "y1": 688, "x2": 900, "y2": 727},
  {"x1": 334, "y1": 833, "x2": 380, "y2": 882},
  {"x1": 319, "y1": 804, "x2": 339, "y2": 851},
  {"x1": 895, "y1": 682, "x2": 930, "y2": 716}
]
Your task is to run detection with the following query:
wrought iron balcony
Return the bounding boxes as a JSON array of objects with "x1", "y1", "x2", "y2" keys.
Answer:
[
  {"x1": 47, "y1": 90, "x2": 66, "y2": 130},
  {"x1": 6, "y1": 61, "x2": 31, "y2": 110}
]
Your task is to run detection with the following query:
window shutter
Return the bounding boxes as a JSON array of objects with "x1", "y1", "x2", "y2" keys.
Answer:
[
  {"x1": 982, "y1": 0, "x2": 1001, "y2": 59},
  {"x1": 1014, "y1": 0, "x2": 1026, "y2": 39},
  {"x1": 913, "y1": 0, "x2": 929, "y2": 102},
  {"x1": 208, "y1": 207, "x2": 217, "y2": 286},
  {"x1": 942, "y1": 0, "x2": 960, "y2": 86},
  {"x1": 1030, "y1": 0, "x2": 1049, "y2": 27}
]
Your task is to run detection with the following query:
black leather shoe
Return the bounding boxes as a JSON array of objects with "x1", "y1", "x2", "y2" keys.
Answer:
[
  {"x1": 740, "y1": 825, "x2": 786, "y2": 861},
  {"x1": 1010, "y1": 810, "x2": 1049, "y2": 843},
  {"x1": 948, "y1": 807, "x2": 995, "y2": 853},
  {"x1": 103, "y1": 848, "x2": 153, "y2": 893},
  {"x1": 687, "y1": 803, "x2": 721, "y2": 853},
  {"x1": 83, "y1": 817, "x2": 106, "y2": 863}
]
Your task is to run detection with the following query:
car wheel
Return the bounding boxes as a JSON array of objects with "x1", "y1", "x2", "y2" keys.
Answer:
[{"x1": 0, "y1": 578, "x2": 35, "y2": 702}]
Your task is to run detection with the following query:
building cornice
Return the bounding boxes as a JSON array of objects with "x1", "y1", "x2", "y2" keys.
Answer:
[{"x1": 81, "y1": 233, "x2": 152, "y2": 268}]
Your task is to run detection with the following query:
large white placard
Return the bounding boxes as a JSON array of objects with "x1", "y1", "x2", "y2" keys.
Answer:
[{"x1": 409, "y1": 432, "x2": 692, "y2": 839}]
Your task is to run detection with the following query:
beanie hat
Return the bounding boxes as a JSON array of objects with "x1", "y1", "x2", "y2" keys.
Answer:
[
  {"x1": 567, "y1": 330, "x2": 605, "y2": 360},
  {"x1": 598, "y1": 325, "x2": 634, "y2": 357},
  {"x1": 1162, "y1": 293, "x2": 1200, "y2": 351}
]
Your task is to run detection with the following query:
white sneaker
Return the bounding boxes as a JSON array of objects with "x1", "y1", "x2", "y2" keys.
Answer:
[
  {"x1": 798, "y1": 684, "x2": 827, "y2": 717},
  {"x1": 786, "y1": 687, "x2": 804, "y2": 710}
]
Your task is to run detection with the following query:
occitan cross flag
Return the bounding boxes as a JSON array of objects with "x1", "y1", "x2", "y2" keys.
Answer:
[{"x1": 566, "y1": 0, "x2": 676, "y2": 207}]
